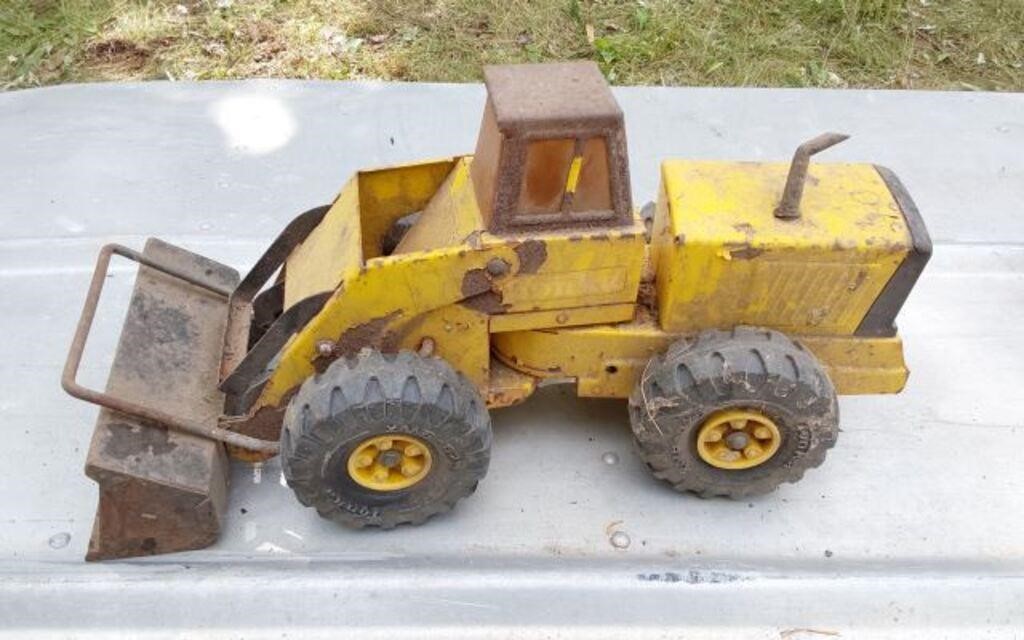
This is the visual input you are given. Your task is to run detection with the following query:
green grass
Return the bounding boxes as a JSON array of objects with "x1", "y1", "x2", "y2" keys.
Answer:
[{"x1": 2, "y1": 0, "x2": 1022, "y2": 90}]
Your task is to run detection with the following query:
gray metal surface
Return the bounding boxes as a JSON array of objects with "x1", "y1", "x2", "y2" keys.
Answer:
[{"x1": 1, "y1": 80, "x2": 1023, "y2": 638}]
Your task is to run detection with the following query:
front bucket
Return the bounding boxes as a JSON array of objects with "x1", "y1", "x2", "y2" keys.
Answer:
[{"x1": 83, "y1": 239, "x2": 239, "y2": 561}]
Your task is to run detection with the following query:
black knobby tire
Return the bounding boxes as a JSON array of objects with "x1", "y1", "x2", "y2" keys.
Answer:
[
  {"x1": 628, "y1": 327, "x2": 839, "y2": 498},
  {"x1": 281, "y1": 349, "x2": 492, "y2": 528}
]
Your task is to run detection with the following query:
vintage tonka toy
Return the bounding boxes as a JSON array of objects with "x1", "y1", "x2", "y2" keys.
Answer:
[{"x1": 63, "y1": 62, "x2": 930, "y2": 560}]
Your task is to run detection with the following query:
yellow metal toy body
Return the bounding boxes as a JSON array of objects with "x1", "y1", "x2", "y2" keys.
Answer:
[
  {"x1": 258, "y1": 151, "x2": 917, "y2": 415},
  {"x1": 65, "y1": 62, "x2": 930, "y2": 560}
]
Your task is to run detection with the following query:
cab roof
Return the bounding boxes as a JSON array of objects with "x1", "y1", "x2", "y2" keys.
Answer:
[{"x1": 482, "y1": 62, "x2": 623, "y2": 136}]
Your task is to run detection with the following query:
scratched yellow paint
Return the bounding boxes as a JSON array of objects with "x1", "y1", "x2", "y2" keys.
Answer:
[
  {"x1": 799, "y1": 334, "x2": 908, "y2": 393},
  {"x1": 489, "y1": 302, "x2": 635, "y2": 333},
  {"x1": 358, "y1": 157, "x2": 458, "y2": 259},
  {"x1": 398, "y1": 155, "x2": 649, "y2": 313},
  {"x1": 261, "y1": 244, "x2": 508, "y2": 407},
  {"x1": 257, "y1": 218, "x2": 646, "y2": 410},
  {"x1": 257, "y1": 155, "x2": 911, "y2": 417},
  {"x1": 487, "y1": 359, "x2": 537, "y2": 408},
  {"x1": 395, "y1": 304, "x2": 491, "y2": 389},
  {"x1": 283, "y1": 176, "x2": 363, "y2": 308},
  {"x1": 492, "y1": 312, "x2": 669, "y2": 397},
  {"x1": 395, "y1": 159, "x2": 483, "y2": 253},
  {"x1": 652, "y1": 160, "x2": 911, "y2": 334},
  {"x1": 493, "y1": 315, "x2": 907, "y2": 397},
  {"x1": 286, "y1": 158, "x2": 458, "y2": 307}
]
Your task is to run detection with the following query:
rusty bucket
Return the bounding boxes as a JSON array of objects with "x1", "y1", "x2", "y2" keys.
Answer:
[{"x1": 63, "y1": 239, "x2": 239, "y2": 560}]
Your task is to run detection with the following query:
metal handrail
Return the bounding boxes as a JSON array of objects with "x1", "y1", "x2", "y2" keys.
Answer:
[{"x1": 61, "y1": 244, "x2": 280, "y2": 454}]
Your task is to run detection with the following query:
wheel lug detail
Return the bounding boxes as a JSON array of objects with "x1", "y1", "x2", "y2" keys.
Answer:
[
  {"x1": 401, "y1": 461, "x2": 422, "y2": 477},
  {"x1": 347, "y1": 434, "x2": 434, "y2": 492},
  {"x1": 378, "y1": 450, "x2": 402, "y2": 468},
  {"x1": 725, "y1": 431, "x2": 750, "y2": 451},
  {"x1": 697, "y1": 410, "x2": 781, "y2": 471}
]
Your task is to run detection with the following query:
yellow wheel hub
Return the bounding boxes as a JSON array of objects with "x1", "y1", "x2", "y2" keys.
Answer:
[
  {"x1": 347, "y1": 434, "x2": 433, "y2": 491},
  {"x1": 696, "y1": 409, "x2": 781, "y2": 470}
]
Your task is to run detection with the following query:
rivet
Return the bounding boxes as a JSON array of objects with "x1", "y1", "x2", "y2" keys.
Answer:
[
  {"x1": 602, "y1": 452, "x2": 619, "y2": 465},
  {"x1": 315, "y1": 339, "x2": 335, "y2": 357},
  {"x1": 486, "y1": 258, "x2": 510, "y2": 277},
  {"x1": 555, "y1": 312, "x2": 569, "y2": 324}
]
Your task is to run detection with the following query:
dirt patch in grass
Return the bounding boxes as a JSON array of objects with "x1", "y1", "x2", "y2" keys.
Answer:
[
  {"x1": 2, "y1": 0, "x2": 1022, "y2": 90},
  {"x1": 86, "y1": 38, "x2": 152, "y2": 72}
]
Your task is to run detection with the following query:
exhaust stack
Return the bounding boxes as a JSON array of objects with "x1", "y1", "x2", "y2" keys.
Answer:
[{"x1": 774, "y1": 132, "x2": 850, "y2": 220}]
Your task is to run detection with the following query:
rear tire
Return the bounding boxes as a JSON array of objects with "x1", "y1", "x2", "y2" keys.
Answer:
[
  {"x1": 281, "y1": 349, "x2": 491, "y2": 528},
  {"x1": 629, "y1": 327, "x2": 839, "y2": 498}
]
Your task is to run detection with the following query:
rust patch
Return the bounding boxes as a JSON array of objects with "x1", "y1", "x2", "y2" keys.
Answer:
[
  {"x1": 514, "y1": 239, "x2": 547, "y2": 274},
  {"x1": 847, "y1": 269, "x2": 868, "y2": 292},
  {"x1": 85, "y1": 463, "x2": 222, "y2": 561},
  {"x1": 221, "y1": 385, "x2": 303, "y2": 461},
  {"x1": 733, "y1": 223, "x2": 755, "y2": 237},
  {"x1": 460, "y1": 259, "x2": 512, "y2": 314},
  {"x1": 488, "y1": 390, "x2": 530, "y2": 408},
  {"x1": 727, "y1": 244, "x2": 764, "y2": 260},
  {"x1": 774, "y1": 133, "x2": 848, "y2": 219},
  {"x1": 73, "y1": 240, "x2": 238, "y2": 561},
  {"x1": 461, "y1": 291, "x2": 509, "y2": 314},
  {"x1": 637, "y1": 281, "x2": 657, "y2": 310},
  {"x1": 463, "y1": 230, "x2": 485, "y2": 249},
  {"x1": 461, "y1": 268, "x2": 492, "y2": 297},
  {"x1": 103, "y1": 422, "x2": 177, "y2": 459},
  {"x1": 855, "y1": 211, "x2": 882, "y2": 228},
  {"x1": 335, "y1": 310, "x2": 403, "y2": 357},
  {"x1": 123, "y1": 292, "x2": 198, "y2": 376},
  {"x1": 225, "y1": 406, "x2": 285, "y2": 453},
  {"x1": 380, "y1": 313, "x2": 430, "y2": 352},
  {"x1": 481, "y1": 63, "x2": 634, "y2": 232},
  {"x1": 223, "y1": 410, "x2": 285, "y2": 460}
]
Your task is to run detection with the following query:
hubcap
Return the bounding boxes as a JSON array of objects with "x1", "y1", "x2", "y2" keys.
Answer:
[
  {"x1": 696, "y1": 409, "x2": 781, "y2": 470},
  {"x1": 347, "y1": 434, "x2": 433, "y2": 491}
]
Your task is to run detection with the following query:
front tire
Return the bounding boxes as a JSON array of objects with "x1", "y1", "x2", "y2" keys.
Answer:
[
  {"x1": 629, "y1": 327, "x2": 839, "y2": 498},
  {"x1": 281, "y1": 350, "x2": 492, "y2": 528}
]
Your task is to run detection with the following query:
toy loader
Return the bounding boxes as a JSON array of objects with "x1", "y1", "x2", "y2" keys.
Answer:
[{"x1": 63, "y1": 62, "x2": 930, "y2": 560}]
